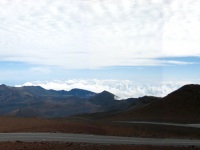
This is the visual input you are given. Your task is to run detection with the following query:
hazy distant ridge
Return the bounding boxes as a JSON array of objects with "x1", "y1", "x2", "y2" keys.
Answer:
[{"x1": 0, "y1": 84, "x2": 199, "y2": 122}]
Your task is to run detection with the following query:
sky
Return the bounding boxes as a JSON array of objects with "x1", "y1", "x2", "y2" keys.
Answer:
[{"x1": 0, "y1": 0, "x2": 200, "y2": 98}]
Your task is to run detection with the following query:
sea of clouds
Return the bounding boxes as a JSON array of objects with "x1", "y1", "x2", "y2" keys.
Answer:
[{"x1": 15, "y1": 79, "x2": 196, "y2": 99}]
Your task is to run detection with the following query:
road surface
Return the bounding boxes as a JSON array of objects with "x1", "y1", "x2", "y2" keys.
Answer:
[
  {"x1": 116, "y1": 121, "x2": 200, "y2": 128},
  {"x1": 0, "y1": 133, "x2": 200, "y2": 146}
]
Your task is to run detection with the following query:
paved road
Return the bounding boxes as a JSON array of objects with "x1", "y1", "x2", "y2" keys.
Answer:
[
  {"x1": 116, "y1": 121, "x2": 200, "y2": 128},
  {"x1": 0, "y1": 133, "x2": 200, "y2": 146}
]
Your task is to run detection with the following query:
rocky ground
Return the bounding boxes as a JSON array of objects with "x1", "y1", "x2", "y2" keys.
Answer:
[
  {"x1": 0, "y1": 142, "x2": 199, "y2": 150},
  {"x1": 0, "y1": 117, "x2": 199, "y2": 149},
  {"x1": 0, "y1": 117, "x2": 199, "y2": 139}
]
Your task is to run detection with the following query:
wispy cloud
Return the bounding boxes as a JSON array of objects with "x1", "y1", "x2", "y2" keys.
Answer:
[
  {"x1": 15, "y1": 79, "x2": 199, "y2": 99},
  {"x1": 0, "y1": 0, "x2": 200, "y2": 69}
]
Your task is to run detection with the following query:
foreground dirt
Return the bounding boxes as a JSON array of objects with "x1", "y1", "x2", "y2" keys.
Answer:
[
  {"x1": 0, "y1": 142, "x2": 199, "y2": 150},
  {"x1": 0, "y1": 116, "x2": 199, "y2": 139}
]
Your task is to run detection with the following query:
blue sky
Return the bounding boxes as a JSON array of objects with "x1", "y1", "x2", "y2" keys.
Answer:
[
  {"x1": 1, "y1": 58, "x2": 200, "y2": 84},
  {"x1": 0, "y1": 0, "x2": 200, "y2": 98}
]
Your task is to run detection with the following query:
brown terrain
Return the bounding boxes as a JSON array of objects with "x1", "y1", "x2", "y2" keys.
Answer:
[
  {"x1": 0, "y1": 116, "x2": 198, "y2": 149},
  {"x1": 0, "y1": 116, "x2": 199, "y2": 139},
  {"x1": 0, "y1": 142, "x2": 199, "y2": 150}
]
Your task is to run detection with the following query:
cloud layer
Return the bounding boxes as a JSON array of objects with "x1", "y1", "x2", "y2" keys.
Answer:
[
  {"x1": 0, "y1": 0, "x2": 200, "y2": 68},
  {"x1": 15, "y1": 79, "x2": 198, "y2": 99}
]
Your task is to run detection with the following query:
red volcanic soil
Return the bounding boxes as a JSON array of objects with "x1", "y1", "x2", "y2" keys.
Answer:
[
  {"x1": 0, "y1": 142, "x2": 199, "y2": 150},
  {"x1": 0, "y1": 117, "x2": 106, "y2": 135},
  {"x1": 0, "y1": 116, "x2": 199, "y2": 139}
]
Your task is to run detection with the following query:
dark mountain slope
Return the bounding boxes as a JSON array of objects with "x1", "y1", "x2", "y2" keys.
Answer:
[
  {"x1": 0, "y1": 84, "x2": 32, "y2": 102},
  {"x1": 0, "y1": 85, "x2": 98, "y2": 117},
  {"x1": 68, "y1": 88, "x2": 96, "y2": 98},
  {"x1": 79, "y1": 96, "x2": 160, "y2": 120},
  {"x1": 95, "y1": 84, "x2": 200, "y2": 122},
  {"x1": 89, "y1": 91, "x2": 135, "y2": 112},
  {"x1": 89, "y1": 91, "x2": 115, "y2": 105},
  {"x1": 19, "y1": 86, "x2": 94, "y2": 98},
  {"x1": 131, "y1": 84, "x2": 200, "y2": 121},
  {"x1": 1, "y1": 83, "x2": 199, "y2": 121},
  {"x1": 20, "y1": 86, "x2": 51, "y2": 97},
  {"x1": 0, "y1": 84, "x2": 135, "y2": 118}
]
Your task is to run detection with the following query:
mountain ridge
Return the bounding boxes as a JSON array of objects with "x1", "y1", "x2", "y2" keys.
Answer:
[
  {"x1": 0, "y1": 84, "x2": 199, "y2": 122},
  {"x1": 86, "y1": 84, "x2": 200, "y2": 122},
  {"x1": 0, "y1": 84, "x2": 135, "y2": 117}
]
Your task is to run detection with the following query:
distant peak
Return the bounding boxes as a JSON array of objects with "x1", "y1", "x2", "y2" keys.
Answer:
[
  {"x1": 69, "y1": 88, "x2": 89, "y2": 92},
  {"x1": 101, "y1": 90, "x2": 113, "y2": 95},
  {"x1": 0, "y1": 84, "x2": 8, "y2": 88},
  {"x1": 178, "y1": 84, "x2": 200, "y2": 91},
  {"x1": 97, "y1": 91, "x2": 115, "y2": 98},
  {"x1": 181, "y1": 84, "x2": 200, "y2": 88}
]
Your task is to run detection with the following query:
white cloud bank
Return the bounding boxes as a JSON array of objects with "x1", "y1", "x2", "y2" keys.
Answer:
[
  {"x1": 15, "y1": 79, "x2": 198, "y2": 99},
  {"x1": 0, "y1": 0, "x2": 200, "y2": 69}
]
